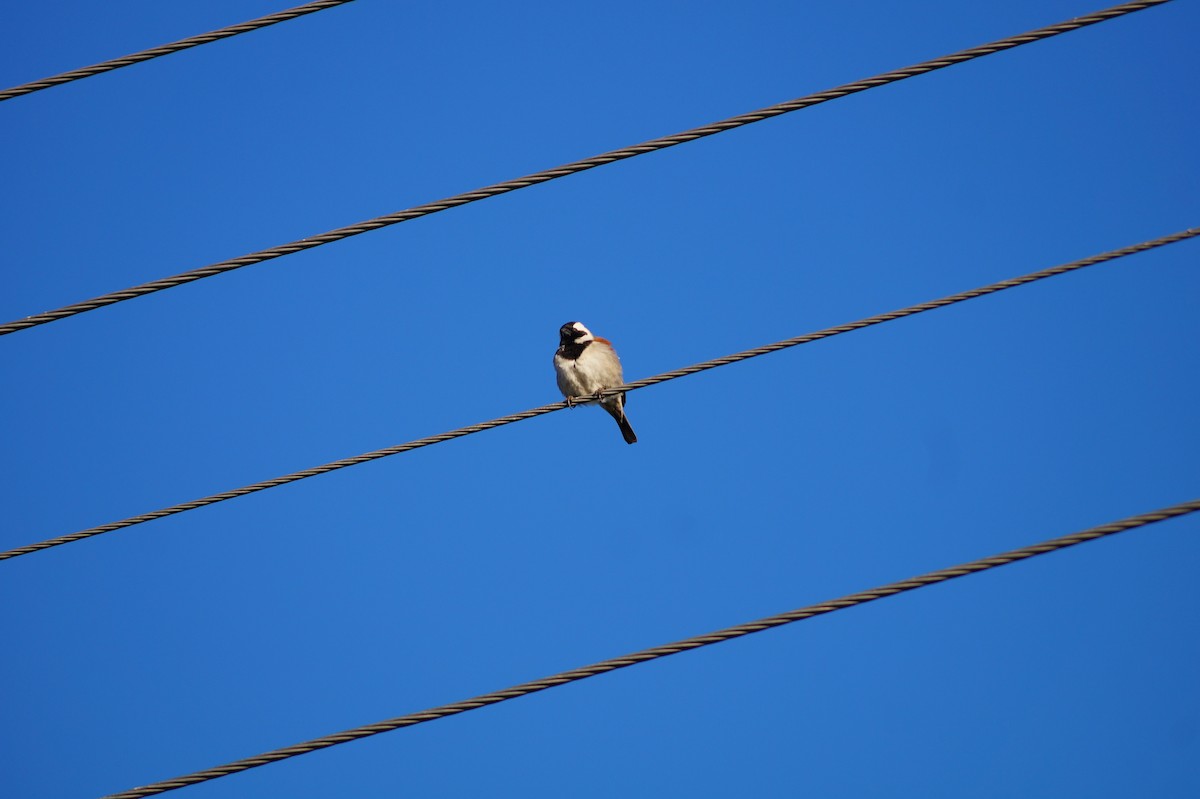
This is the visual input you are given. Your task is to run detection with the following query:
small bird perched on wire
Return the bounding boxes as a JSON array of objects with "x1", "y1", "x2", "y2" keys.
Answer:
[{"x1": 554, "y1": 321, "x2": 637, "y2": 444}]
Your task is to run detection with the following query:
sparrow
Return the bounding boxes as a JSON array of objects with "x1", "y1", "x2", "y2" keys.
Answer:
[{"x1": 553, "y1": 321, "x2": 637, "y2": 444}]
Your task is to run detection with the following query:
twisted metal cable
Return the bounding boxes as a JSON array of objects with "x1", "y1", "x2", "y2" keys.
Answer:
[
  {"x1": 618, "y1": 227, "x2": 1199, "y2": 394},
  {"x1": 0, "y1": 1, "x2": 356, "y2": 103},
  {"x1": 98, "y1": 498, "x2": 1200, "y2": 798},
  {"x1": 0, "y1": 0, "x2": 1172, "y2": 337},
  {"x1": 3, "y1": 227, "x2": 1194, "y2": 563}
]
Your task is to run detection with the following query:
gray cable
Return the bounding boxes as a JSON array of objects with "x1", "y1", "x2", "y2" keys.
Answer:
[
  {"x1": 0, "y1": 0, "x2": 1172, "y2": 336},
  {"x1": 3, "y1": 226, "x2": 1194, "y2": 563},
  {"x1": 97, "y1": 497, "x2": 1200, "y2": 798},
  {"x1": 0, "y1": 1, "x2": 357, "y2": 102}
]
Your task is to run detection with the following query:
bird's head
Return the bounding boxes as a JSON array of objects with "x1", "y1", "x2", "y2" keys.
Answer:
[{"x1": 559, "y1": 321, "x2": 594, "y2": 345}]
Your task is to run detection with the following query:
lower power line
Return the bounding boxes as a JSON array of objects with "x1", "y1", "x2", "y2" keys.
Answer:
[{"x1": 99, "y1": 497, "x2": 1200, "y2": 798}]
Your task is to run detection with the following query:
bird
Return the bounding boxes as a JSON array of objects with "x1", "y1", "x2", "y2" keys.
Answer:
[{"x1": 553, "y1": 321, "x2": 637, "y2": 444}]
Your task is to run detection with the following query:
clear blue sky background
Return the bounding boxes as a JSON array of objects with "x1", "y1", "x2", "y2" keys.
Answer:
[{"x1": 2, "y1": 1, "x2": 1197, "y2": 796}]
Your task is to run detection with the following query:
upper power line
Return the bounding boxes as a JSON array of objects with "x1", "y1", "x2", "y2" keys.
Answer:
[
  {"x1": 0, "y1": 0, "x2": 1172, "y2": 337},
  {"x1": 0, "y1": 1, "x2": 357, "y2": 103},
  {"x1": 3, "y1": 226, "x2": 1193, "y2": 563},
  {"x1": 96, "y1": 497, "x2": 1200, "y2": 798}
]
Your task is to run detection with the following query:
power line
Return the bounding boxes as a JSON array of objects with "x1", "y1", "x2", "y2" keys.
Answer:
[
  {"x1": 97, "y1": 497, "x2": 1200, "y2": 798},
  {"x1": 0, "y1": 1, "x2": 357, "y2": 103},
  {"x1": 0, "y1": 0, "x2": 1171, "y2": 337},
  {"x1": 4, "y1": 227, "x2": 1194, "y2": 564}
]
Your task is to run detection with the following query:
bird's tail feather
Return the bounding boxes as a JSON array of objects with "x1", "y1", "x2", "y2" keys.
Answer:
[
  {"x1": 616, "y1": 415, "x2": 638, "y2": 445},
  {"x1": 602, "y1": 397, "x2": 637, "y2": 445}
]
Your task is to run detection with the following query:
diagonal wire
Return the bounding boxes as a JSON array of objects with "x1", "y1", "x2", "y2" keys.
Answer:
[
  {"x1": 3, "y1": 227, "x2": 1195, "y2": 563},
  {"x1": 0, "y1": 1, "x2": 357, "y2": 103},
  {"x1": 98, "y1": 497, "x2": 1200, "y2": 798},
  {"x1": 0, "y1": 0, "x2": 1173, "y2": 337}
]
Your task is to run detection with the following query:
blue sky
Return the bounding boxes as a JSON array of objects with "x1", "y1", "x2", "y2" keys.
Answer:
[{"x1": 2, "y1": 1, "x2": 1197, "y2": 796}]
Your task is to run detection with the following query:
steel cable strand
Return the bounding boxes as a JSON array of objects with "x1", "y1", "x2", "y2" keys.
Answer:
[
  {"x1": 0, "y1": 1, "x2": 357, "y2": 102},
  {"x1": 619, "y1": 228, "x2": 1200, "y2": 392},
  {"x1": 2, "y1": 226, "x2": 1194, "y2": 562},
  {"x1": 0, "y1": 0, "x2": 1173, "y2": 335},
  {"x1": 98, "y1": 498, "x2": 1200, "y2": 798},
  {"x1": 0, "y1": 403, "x2": 568, "y2": 560}
]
